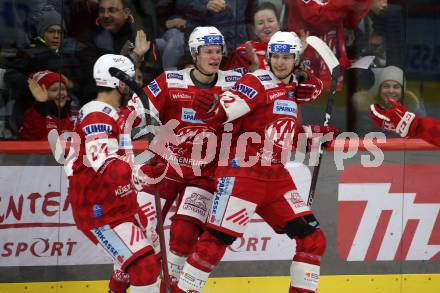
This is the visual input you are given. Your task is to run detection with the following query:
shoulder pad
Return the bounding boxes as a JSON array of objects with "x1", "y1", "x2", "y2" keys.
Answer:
[
  {"x1": 78, "y1": 101, "x2": 118, "y2": 123},
  {"x1": 251, "y1": 69, "x2": 281, "y2": 89},
  {"x1": 217, "y1": 70, "x2": 242, "y2": 88},
  {"x1": 165, "y1": 68, "x2": 192, "y2": 88}
]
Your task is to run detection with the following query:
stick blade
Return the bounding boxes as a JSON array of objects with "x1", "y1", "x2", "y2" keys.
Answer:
[{"x1": 306, "y1": 36, "x2": 340, "y2": 74}]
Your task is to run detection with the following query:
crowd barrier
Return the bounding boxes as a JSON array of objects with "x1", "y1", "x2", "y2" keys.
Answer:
[{"x1": 0, "y1": 139, "x2": 439, "y2": 292}]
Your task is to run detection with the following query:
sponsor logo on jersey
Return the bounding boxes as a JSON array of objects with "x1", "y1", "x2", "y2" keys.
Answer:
[
  {"x1": 181, "y1": 108, "x2": 203, "y2": 124},
  {"x1": 288, "y1": 90, "x2": 295, "y2": 99},
  {"x1": 233, "y1": 84, "x2": 257, "y2": 99},
  {"x1": 338, "y1": 164, "x2": 440, "y2": 261},
  {"x1": 115, "y1": 183, "x2": 132, "y2": 197},
  {"x1": 170, "y1": 92, "x2": 192, "y2": 100},
  {"x1": 182, "y1": 192, "x2": 211, "y2": 219},
  {"x1": 267, "y1": 89, "x2": 285, "y2": 102},
  {"x1": 147, "y1": 80, "x2": 161, "y2": 97},
  {"x1": 284, "y1": 190, "x2": 310, "y2": 214},
  {"x1": 273, "y1": 100, "x2": 297, "y2": 116},
  {"x1": 257, "y1": 74, "x2": 272, "y2": 81},
  {"x1": 92, "y1": 226, "x2": 120, "y2": 258},
  {"x1": 210, "y1": 177, "x2": 235, "y2": 225},
  {"x1": 166, "y1": 72, "x2": 184, "y2": 80},
  {"x1": 83, "y1": 123, "x2": 112, "y2": 136},
  {"x1": 93, "y1": 204, "x2": 103, "y2": 218},
  {"x1": 118, "y1": 134, "x2": 132, "y2": 149},
  {"x1": 225, "y1": 75, "x2": 240, "y2": 82},
  {"x1": 102, "y1": 106, "x2": 112, "y2": 114},
  {"x1": 231, "y1": 157, "x2": 240, "y2": 168}
]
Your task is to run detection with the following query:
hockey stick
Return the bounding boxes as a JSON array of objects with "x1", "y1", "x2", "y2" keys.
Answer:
[
  {"x1": 109, "y1": 67, "x2": 172, "y2": 292},
  {"x1": 305, "y1": 36, "x2": 340, "y2": 206}
]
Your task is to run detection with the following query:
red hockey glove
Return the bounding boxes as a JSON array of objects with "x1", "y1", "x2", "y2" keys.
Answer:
[
  {"x1": 300, "y1": 124, "x2": 339, "y2": 151},
  {"x1": 369, "y1": 98, "x2": 417, "y2": 137},
  {"x1": 192, "y1": 89, "x2": 218, "y2": 119},
  {"x1": 295, "y1": 74, "x2": 323, "y2": 103},
  {"x1": 192, "y1": 89, "x2": 226, "y2": 127}
]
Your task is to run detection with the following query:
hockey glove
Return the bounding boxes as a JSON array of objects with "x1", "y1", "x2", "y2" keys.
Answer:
[
  {"x1": 300, "y1": 124, "x2": 339, "y2": 151},
  {"x1": 295, "y1": 74, "x2": 323, "y2": 103},
  {"x1": 192, "y1": 90, "x2": 218, "y2": 119},
  {"x1": 192, "y1": 90, "x2": 227, "y2": 128},
  {"x1": 369, "y1": 98, "x2": 416, "y2": 137}
]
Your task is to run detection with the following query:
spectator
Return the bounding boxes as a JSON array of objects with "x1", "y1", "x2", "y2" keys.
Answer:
[
  {"x1": 92, "y1": 0, "x2": 162, "y2": 76},
  {"x1": 18, "y1": 70, "x2": 78, "y2": 140},
  {"x1": 224, "y1": 1, "x2": 280, "y2": 72},
  {"x1": 353, "y1": 65, "x2": 425, "y2": 136},
  {"x1": 176, "y1": 0, "x2": 257, "y2": 58},
  {"x1": 155, "y1": 0, "x2": 186, "y2": 70},
  {"x1": 4, "y1": 5, "x2": 84, "y2": 132},
  {"x1": 356, "y1": 1, "x2": 404, "y2": 67}
]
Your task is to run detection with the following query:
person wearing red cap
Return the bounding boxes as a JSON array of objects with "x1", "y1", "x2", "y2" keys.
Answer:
[{"x1": 18, "y1": 70, "x2": 78, "y2": 140}]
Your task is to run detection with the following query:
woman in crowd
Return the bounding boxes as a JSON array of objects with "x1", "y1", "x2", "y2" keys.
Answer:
[
  {"x1": 224, "y1": 1, "x2": 281, "y2": 72},
  {"x1": 353, "y1": 65, "x2": 425, "y2": 135},
  {"x1": 18, "y1": 70, "x2": 78, "y2": 140}
]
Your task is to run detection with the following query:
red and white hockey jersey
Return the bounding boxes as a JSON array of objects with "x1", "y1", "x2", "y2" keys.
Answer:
[
  {"x1": 141, "y1": 68, "x2": 242, "y2": 181},
  {"x1": 285, "y1": 0, "x2": 371, "y2": 90},
  {"x1": 69, "y1": 101, "x2": 137, "y2": 230},
  {"x1": 215, "y1": 69, "x2": 321, "y2": 180}
]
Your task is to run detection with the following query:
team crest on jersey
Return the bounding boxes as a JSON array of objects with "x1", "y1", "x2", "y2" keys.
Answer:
[
  {"x1": 273, "y1": 100, "x2": 297, "y2": 116},
  {"x1": 225, "y1": 75, "x2": 240, "y2": 82},
  {"x1": 258, "y1": 74, "x2": 272, "y2": 82},
  {"x1": 233, "y1": 84, "x2": 257, "y2": 99},
  {"x1": 265, "y1": 117, "x2": 296, "y2": 149},
  {"x1": 166, "y1": 72, "x2": 184, "y2": 80},
  {"x1": 176, "y1": 125, "x2": 215, "y2": 145},
  {"x1": 147, "y1": 80, "x2": 161, "y2": 97},
  {"x1": 181, "y1": 108, "x2": 204, "y2": 124},
  {"x1": 83, "y1": 123, "x2": 112, "y2": 136}
]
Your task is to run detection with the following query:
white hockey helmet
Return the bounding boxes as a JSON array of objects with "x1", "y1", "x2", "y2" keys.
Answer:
[
  {"x1": 188, "y1": 26, "x2": 226, "y2": 56},
  {"x1": 93, "y1": 54, "x2": 135, "y2": 88},
  {"x1": 266, "y1": 31, "x2": 303, "y2": 63}
]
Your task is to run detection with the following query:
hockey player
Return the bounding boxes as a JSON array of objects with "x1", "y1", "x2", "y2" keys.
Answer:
[
  {"x1": 127, "y1": 26, "x2": 242, "y2": 288},
  {"x1": 369, "y1": 97, "x2": 440, "y2": 146},
  {"x1": 68, "y1": 54, "x2": 162, "y2": 293},
  {"x1": 175, "y1": 31, "x2": 337, "y2": 293}
]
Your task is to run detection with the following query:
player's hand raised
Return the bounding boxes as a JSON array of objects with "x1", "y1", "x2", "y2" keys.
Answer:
[{"x1": 369, "y1": 98, "x2": 416, "y2": 137}]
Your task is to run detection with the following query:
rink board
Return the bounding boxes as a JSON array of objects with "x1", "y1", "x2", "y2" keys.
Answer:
[
  {"x1": 0, "y1": 139, "x2": 440, "y2": 292},
  {"x1": 1, "y1": 274, "x2": 440, "y2": 293}
]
